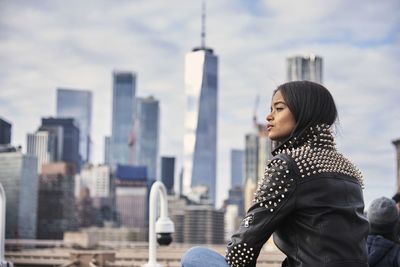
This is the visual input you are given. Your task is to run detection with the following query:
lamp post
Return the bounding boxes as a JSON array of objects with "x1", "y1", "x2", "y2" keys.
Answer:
[
  {"x1": 142, "y1": 181, "x2": 175, "y2": 267},
  {"x1": 0, "y1": 184, "x2": 13, "y2": 266}
]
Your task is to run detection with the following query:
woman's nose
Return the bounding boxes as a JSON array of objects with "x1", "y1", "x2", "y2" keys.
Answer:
[{"x1": 266, "y1": 113, "x2": 272, "y2": 122}]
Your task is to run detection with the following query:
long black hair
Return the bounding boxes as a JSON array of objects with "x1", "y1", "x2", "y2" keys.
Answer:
[{"x1": 274, "y1": 81, "x2": 338, "y2": 136}]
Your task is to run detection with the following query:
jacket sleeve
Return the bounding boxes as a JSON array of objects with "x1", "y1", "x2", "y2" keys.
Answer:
[{"x1": 225, "y1": 156, "x2": 296, "y2": 267}]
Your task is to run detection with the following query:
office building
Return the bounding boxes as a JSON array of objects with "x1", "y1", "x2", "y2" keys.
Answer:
[
  {"x1": 0, "y1": 149, "x2": 38, "y2": 239},
  {"x1": 287, "y1": 54, "x2": 323, "y2": 84},
  {"x1": 393, "y1": 139, "x2": 400, "y2": 192},
  {"x1": 115, "y1": 165, "x2": 148, "y2": 228},
  {"x1": 230, "y1": 149, "x2": 244, "y2": 188},
  {"x1": 109, "y1": 71, "x2": 136, "y2": 166},
  {"x1": 27, "y1": 130, "x2": 58, "y2": 173},
  {"x1": 77, "y1": 164, "x2": 111, "y2": 198},
  {"x1": 134, "y1": 96, "x2": 159, "y2": 180},
  {"x1": 224, "y1": 205, "x2": 240, "y2": 242},
  {"x1": 0, "y1": 117, "x2": 11, "y2": 145},
  {"x1": 41, "y1": 118, "x2": 80, "y2": 170},
  {"x1": 57, "y1": 88, "x2": 92, "y2": 164},
  {"x1": 243, "y1": 123, "x2": 272, "y2": 211},
  {"x1": 183, "y1": 9, "x2": 218, "y2": 205},
  {"x1": 161, "y1": 157, "x2": 175, "y2": 195},
  {"x1": 37, "y1": 163, "x2": 77, "y2": 239},
  {"x1": 183, "y1": 205, "x2": 224, "y2": 244}
]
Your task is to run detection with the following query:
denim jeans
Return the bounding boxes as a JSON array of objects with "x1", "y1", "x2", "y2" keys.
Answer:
[{"x1": 181, "y1": 246, "x2": 229, "y2": 267}]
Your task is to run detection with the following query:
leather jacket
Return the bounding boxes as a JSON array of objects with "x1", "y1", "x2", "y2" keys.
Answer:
[{"x1": 226, "y1": 124, "x2": 369, "y2": 267}]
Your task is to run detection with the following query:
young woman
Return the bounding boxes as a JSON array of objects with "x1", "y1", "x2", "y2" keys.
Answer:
[{"x1": 181, "y1": 81, "x2": 369, "y2": 267}]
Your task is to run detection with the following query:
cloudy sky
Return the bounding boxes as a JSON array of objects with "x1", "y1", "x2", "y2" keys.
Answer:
[{"x1": 0, "y1": 0, "x2": 399, "y2": 207}]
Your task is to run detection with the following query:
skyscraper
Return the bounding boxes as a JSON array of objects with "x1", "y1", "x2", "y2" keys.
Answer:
[
  {"x1": 135, "y1": 96, "x2": 159, "y2": 180},
  {"x1": 0, "y1": 117, "x2": 11, "y2": 145},
  {"x1": 109, "y1": 71, "x2": 136, "y2": 166},
  {"x1": 37, "y1": 162, "x2": 77, "y2": 239},
  {"x1": 161, "y1": 156, "x2": 175, "y2": 194},
  {"x1": 183, "y1": 5, "x2": 218, "y2": 205},
  {"x1": 287, "y1": 54, "x2": 323, "y2": 84},
  {"x1": 114, "y1": 165, "x2": 148, "y2": 228},
  {"x1": 57, "y1": 88, "x2": 92, "y2": 164},
  {"x1": 230, "y1": 149, "x2": 244, "y2": 188},
  {"x1": 0, "y1": 148, "x2": 38, "y2": 239},
  {"x1": 41, "y1": 118, "x2": 80, "y2": 171},
  {"x1": 27, "y1": 130, "x2": 57, "y2": 173}
]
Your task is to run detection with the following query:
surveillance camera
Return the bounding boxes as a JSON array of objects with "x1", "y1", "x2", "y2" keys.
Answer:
[{"x1": 155, "y1": 217, "x2": 175, "y2": 246}]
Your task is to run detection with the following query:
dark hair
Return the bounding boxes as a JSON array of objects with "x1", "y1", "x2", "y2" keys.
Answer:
[
  {"x1": 274, "y1": 81, "x2": 338, "y2": 135},
  {"x1": 392, "y1": 193, "x2": 400, "y2": 203}
]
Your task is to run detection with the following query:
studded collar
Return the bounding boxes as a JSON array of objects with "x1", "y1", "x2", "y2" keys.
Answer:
[{"x1": 272, "y1": 124, "x2": 335, "y2": 156}]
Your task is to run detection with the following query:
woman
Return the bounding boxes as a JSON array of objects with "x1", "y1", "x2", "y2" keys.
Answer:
[{"x1": 181, "y1": 81, "x2": 369, "y2": 267}]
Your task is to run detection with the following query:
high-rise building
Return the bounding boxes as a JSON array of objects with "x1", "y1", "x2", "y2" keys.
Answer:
[
  {"x1": 37, "y1": 162, "x2": 77, "y2": 239},
  {"x1": 57, "y1": 88, "x2": 92, "y2": 164},
  {"x1": 287, "y1": 54, "x2": 323, "y2": 84},
  {"x1": 393, "y1": 139, "x2": 400, "y2": 192},
  {"x1": 109, "y1": 71, "x2": 136, "y2": 166},
  {"x1": 41, "y1": 118, "x2": 80, "y2": 170},
  {"x1": 245, "y1": 133, "x2": 259, "y2": 184},
  {"x1": 0, "y1": 117, "x2": 12, "y2": 145},
  {"x1": 161, "y1": 157, "x2": 175, "y2": 195},
  {"x1": 37, "y1": 124, "x2": 64, "y2": 161},
  {"x1": 134, "y1": 96, "x2": 159, "y2": 179},
  {"x1": 243, "y1": 123, "x2": 272, "y2": 211},
  {"x1": 230, "y1": 149, "x2": 244, "y2": 188},
  {"x1": 0, "y1": 149, "x2": 38, "y2": 239},
  {"x1": 183, "y1": 205, "x2": 224, "y2": 244},
  {"x1": 183, "y1": 6, "x2": 218, "y2": 205},
  {"x1": 115, "y1": 165, "x2": 148, "y2": 228},
  {"x1": 27, "y1": 130, "x2": 58, "y2": 173},
  {"x1": 77, "y1": 164, "x2": 111, "y2": 199}
]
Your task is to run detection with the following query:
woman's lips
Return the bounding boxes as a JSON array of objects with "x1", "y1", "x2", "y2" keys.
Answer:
[{"x1": 267, "y1": 125, "x2": 273, "y2": 131}]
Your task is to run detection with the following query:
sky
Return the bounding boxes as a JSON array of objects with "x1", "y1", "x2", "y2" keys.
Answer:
[{"x1": 0, "y1": 0, "x2": 399, "y2": 208}]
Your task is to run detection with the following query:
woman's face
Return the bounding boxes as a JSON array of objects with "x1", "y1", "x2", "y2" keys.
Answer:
[{"x1": 266, "y1": 90, "x2": 296, "y2": 141}]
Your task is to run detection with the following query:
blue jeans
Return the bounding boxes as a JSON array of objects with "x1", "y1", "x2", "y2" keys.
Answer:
[{"x1": 181, "y1": 246, "x2": 229, "y2": 267}]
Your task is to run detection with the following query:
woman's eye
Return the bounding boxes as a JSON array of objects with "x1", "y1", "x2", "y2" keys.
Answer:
[{"x1": 276, "y1": 107, "x2": 284, "y2": 111}]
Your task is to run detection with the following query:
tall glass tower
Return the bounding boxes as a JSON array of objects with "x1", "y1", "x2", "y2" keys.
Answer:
[
  {"x1": 183, "y1": 4, "x2": 218, "y2": 205},
  {"x1": 57, "y1": 88, "x2": 92, "y2": 164},
  {"x1": 135, "y1": 96, "x2": 159, "y2": 180},
  {"x1": 286, "y1": 54, "x2": 323, "y2": 84},
  {"x1": 110, "y1": 71, "x2": 136, "y2": 166}
]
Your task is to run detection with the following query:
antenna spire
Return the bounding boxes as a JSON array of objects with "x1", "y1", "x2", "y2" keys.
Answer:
[{"x1": 201, "y1": 1, "x2": 206, "y2": 48}]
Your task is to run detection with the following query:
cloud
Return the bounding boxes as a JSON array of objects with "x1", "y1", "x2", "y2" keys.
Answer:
[{"x1": 0, "y1": 0, "x2": 399, "y2": 207}]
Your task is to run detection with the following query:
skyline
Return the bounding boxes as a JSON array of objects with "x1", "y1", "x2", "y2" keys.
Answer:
[{"x1": 0, "y1": 0, "x2": 399, "y2": 207}]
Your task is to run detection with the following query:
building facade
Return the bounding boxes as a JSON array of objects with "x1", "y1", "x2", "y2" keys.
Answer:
[
  {"x1": 114, "y1": 165, "x2": 148, "y2": 229},
  {"x1": 161, "y1": 157, "x2": 175, "y2": 195},
  {"x1": 56, "y1": 88, "x2": 92, "y2": 164},
  {"x1": 0, "y1": 150, "x2": 38, "y2": 239},
  {"x1": 287, "y1": 54, "x2": 323, "y2": 84},
  {"x1": 183, "y1": 205, "x2": 224, "y2": 244},
  {"x1": 134, "y1": 96, "x2": 159, "y2": 180},
  {"x1": 183, "y1": 46, "x2": 218, "y2": 205},
  {"x1": 0, "y1": 117, "x2": 11, "y2": 145},
  {"x1": 37, "y1": 163, "x2": 77, "y2": 239},
  {"x1": 41, "y1": 118, "x2": 80, "y2": 171},
  {"x1": 393, "y1": 139, "x2": 400, "y2": 192},
  {"x1": 109, "y1": 71, "x2": 136, "y2": 166},
  {"x1": 27, "y1": 130, "x2": 57, "y2": 173},
  {"x1": 230, "y1": 149, "x2": 244, "y2": 188},
  {"x1": 77, "y1": 164, "x2": 111, "y2": 198}
]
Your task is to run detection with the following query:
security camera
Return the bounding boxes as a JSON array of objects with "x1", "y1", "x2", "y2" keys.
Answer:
[{"x1": 155, "y1": 217, "x2": 175, "y2": 246}]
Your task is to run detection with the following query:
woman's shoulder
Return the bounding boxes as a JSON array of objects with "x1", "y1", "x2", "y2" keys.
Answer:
[{"x1": 273, "y1": 145, "x2": 364, "y2": 186}]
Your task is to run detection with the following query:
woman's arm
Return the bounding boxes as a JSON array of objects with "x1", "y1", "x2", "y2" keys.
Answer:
[{"x1": 225, "y1": 156, "x2": 296, "y2": 267}]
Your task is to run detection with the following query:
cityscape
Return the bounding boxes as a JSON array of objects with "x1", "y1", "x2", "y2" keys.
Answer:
[{"x1": 0, "y1": 0, "x2": 399, "y2": 266}]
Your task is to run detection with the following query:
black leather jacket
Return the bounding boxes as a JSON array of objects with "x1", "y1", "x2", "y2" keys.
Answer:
[{"x1": 226, "y1": 125, "x2": 369, "y2": 267}]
